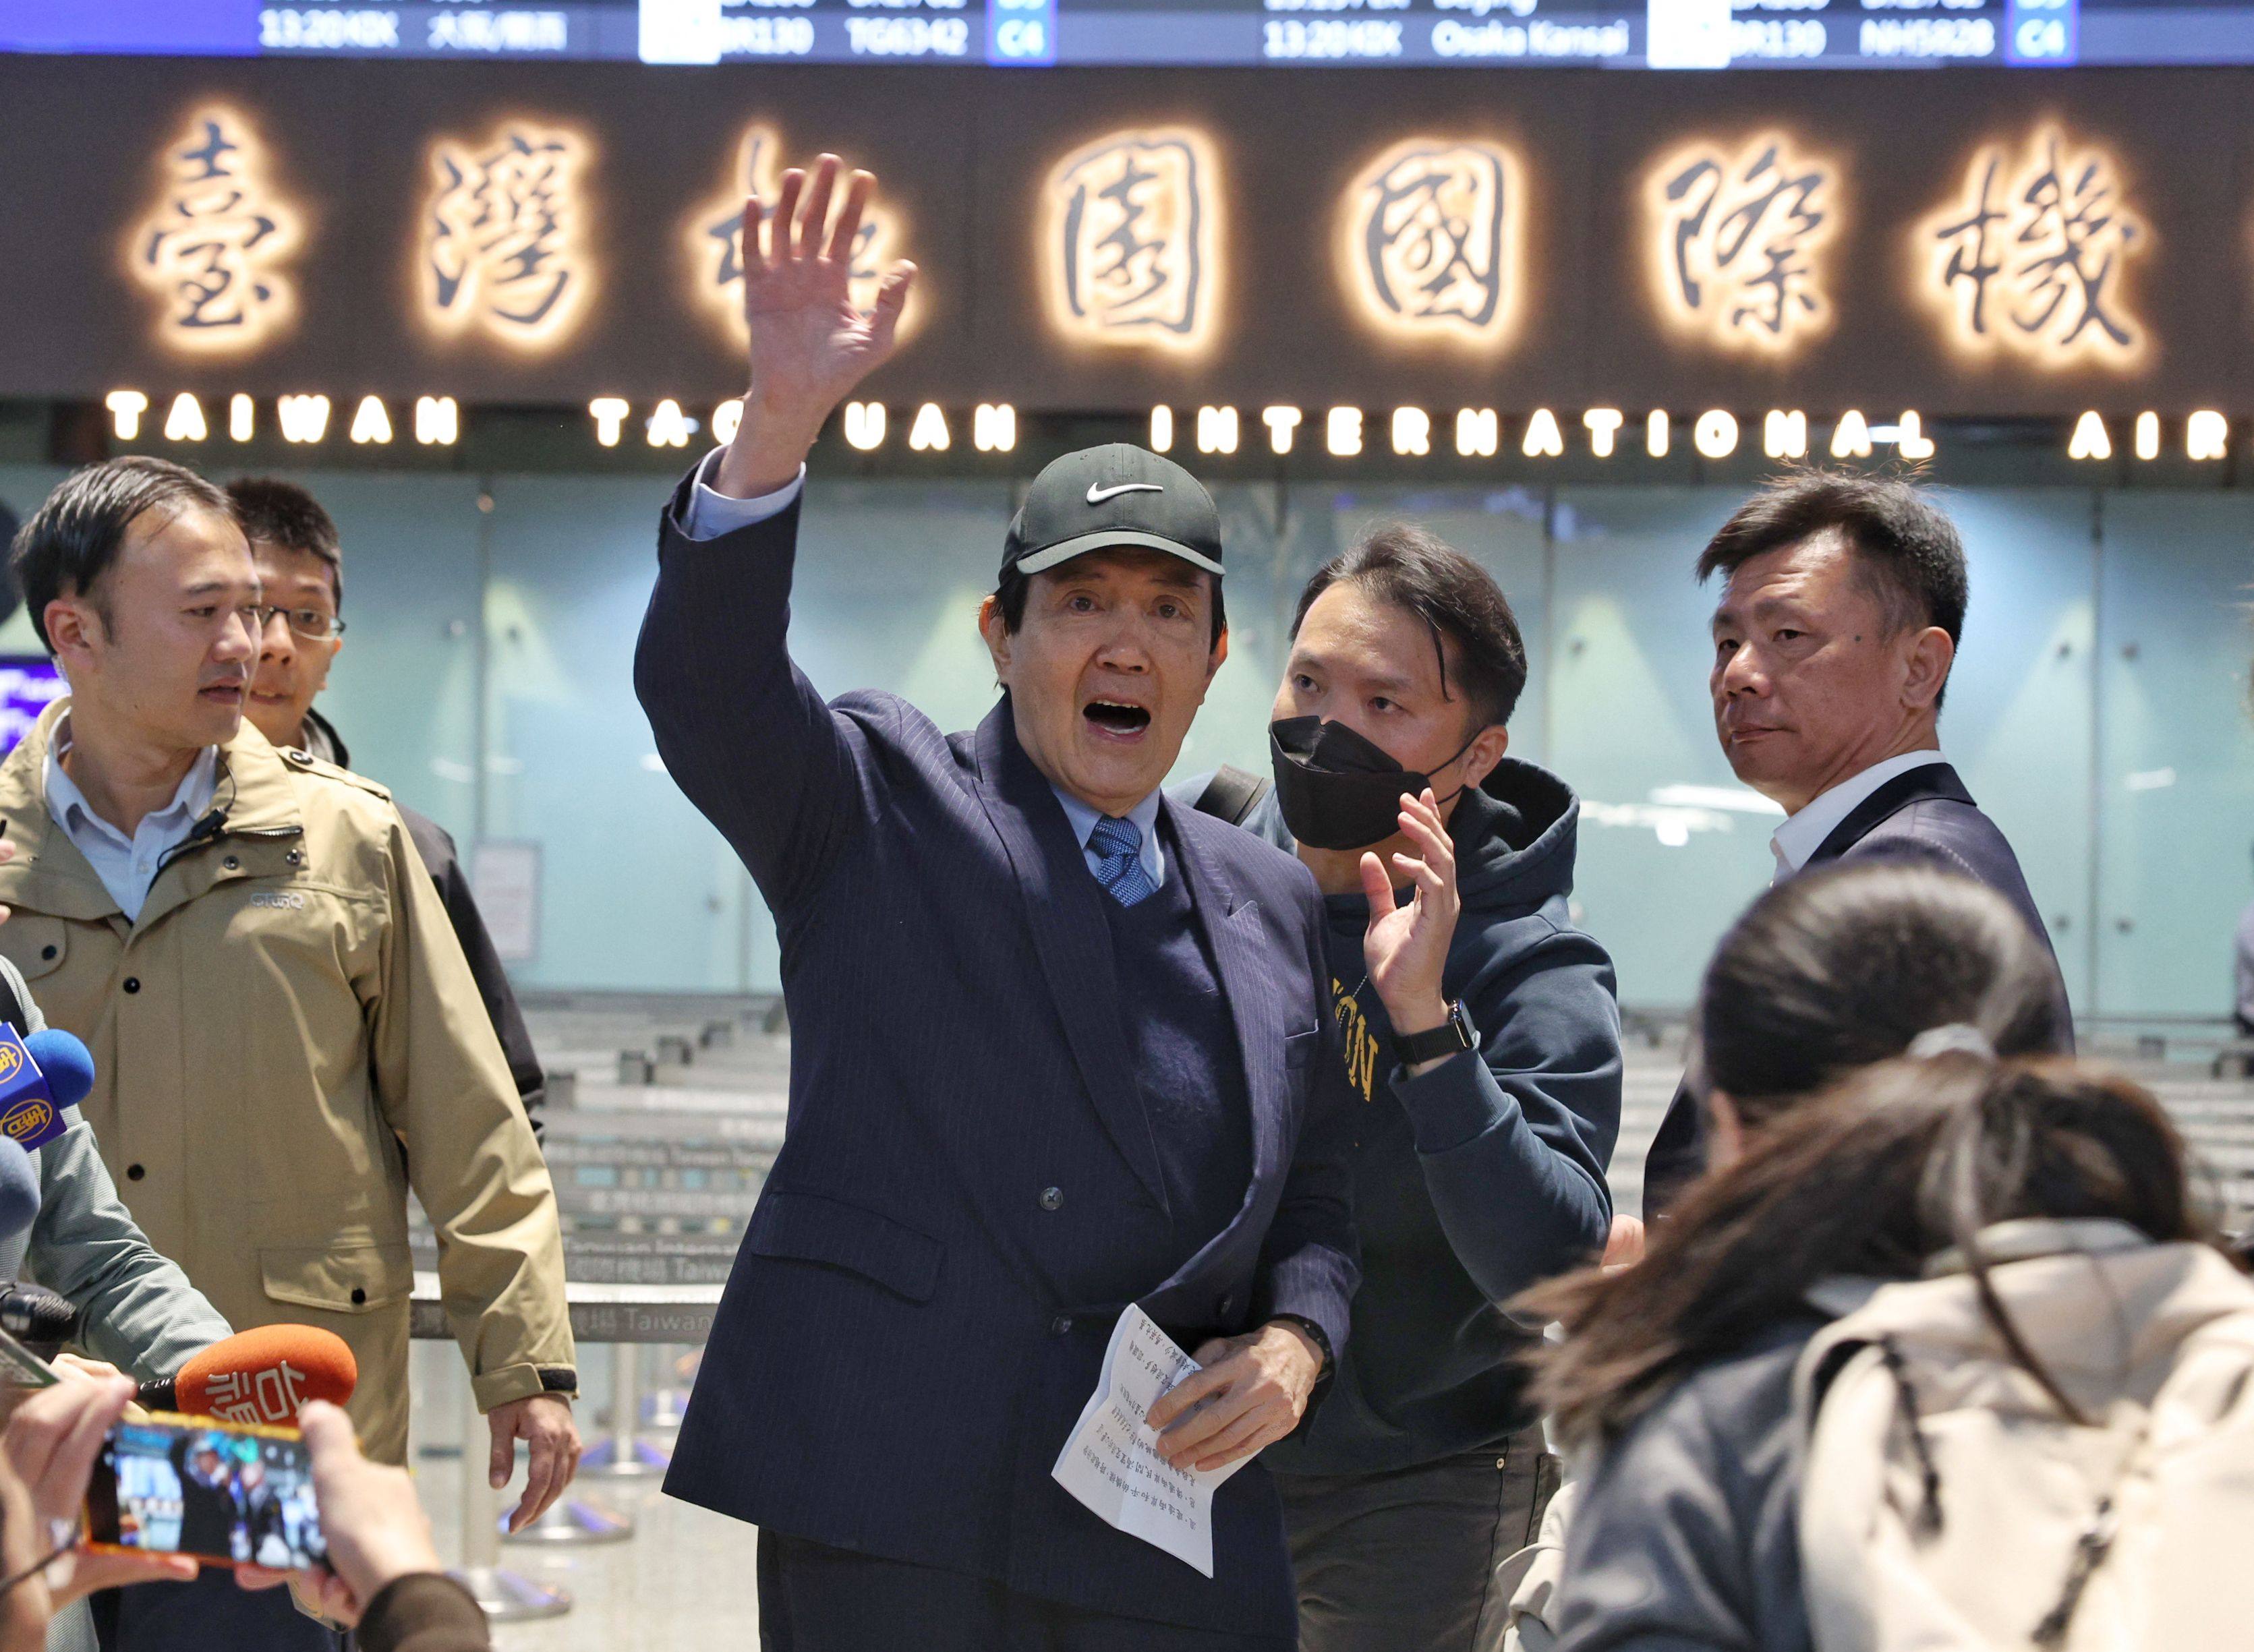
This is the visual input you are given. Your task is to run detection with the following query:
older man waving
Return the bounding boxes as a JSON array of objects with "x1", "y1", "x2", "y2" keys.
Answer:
[{"x1": 637, "y1": 157, "x2": 1358, "y2": 1651}]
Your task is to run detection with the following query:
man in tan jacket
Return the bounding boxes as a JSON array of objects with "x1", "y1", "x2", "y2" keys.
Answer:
[{"x1": 0, "y1": 458, "x2": 576, "y2": 1646}]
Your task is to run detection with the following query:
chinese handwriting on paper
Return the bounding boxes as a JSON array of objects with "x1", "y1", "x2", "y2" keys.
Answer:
[
  {"x1": 1346, "y1": 141, "x2": 1517, "y2": 344},
  {"x1": 1649, "y1": 136, "x2": 1836, "y2": 353},
  {"x1": 1045, "y1": 129, "x2": 1219, "y2": 350},
  {"x1": 690, "y1": 127, "x2": 908, "y2": 341},
  {"x1": 1921, "y1": 128, "x2": 2145, "y2": 367},
  {"x1": 422, "y1": 125, "x2": 591, "y2": 346},
  {"x1": 132, "y1": 109, "x2": 302, "y2": 352}
]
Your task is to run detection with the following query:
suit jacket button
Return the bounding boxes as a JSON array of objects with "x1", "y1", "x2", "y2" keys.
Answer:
[
  {"x1": 1217, "y1": 1295, "x2": 1233, "y2": 1318},
  {"x1": 1039, "y1": 1187, "x2": 1064, "y2": 1212},
  {"x1": 1049, "y1": 1316, "x2": 1073, "y2": 1336}
]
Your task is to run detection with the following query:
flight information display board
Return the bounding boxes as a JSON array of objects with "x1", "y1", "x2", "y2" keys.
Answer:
[{"x1": 0, "y1": 0, "x2": 2228, "y2": 69}]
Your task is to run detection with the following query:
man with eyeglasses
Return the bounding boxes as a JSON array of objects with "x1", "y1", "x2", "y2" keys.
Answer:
[
  {"x1": 225, "y1": 478, "x2": 548, "y2": 1143},
  {"x1": 0, "y1": 457, "x2": 577, "y2": 1651}
]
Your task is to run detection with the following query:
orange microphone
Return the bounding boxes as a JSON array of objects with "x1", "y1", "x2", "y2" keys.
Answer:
[{"x1": 138, "y1": 1325, "x2": 358, "y2": 1425}]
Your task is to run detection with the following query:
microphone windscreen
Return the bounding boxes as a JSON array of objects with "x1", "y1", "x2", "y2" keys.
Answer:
[
  {"x1": 172, "y1": 1325, "x2": 358, "y2": 1424},
  {"x1": 22, "y1": 1030, "x2": 94, "y2": 1111},
  {"x1": 0, "y1": 1139, "x2": 38, "y2": 1256}
]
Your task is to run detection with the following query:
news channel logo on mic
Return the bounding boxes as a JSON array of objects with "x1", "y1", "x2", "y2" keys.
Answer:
[{"x1": 0, "y1": 1027, "x2": 70, "y2": 1154}]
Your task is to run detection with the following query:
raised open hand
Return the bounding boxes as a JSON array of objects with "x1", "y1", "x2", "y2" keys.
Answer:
[
  {"x1": 1359, "y1": 788, "x2": 1462, "y2": 1057},
  {"x1": 714, "y1": 154, "x2": 918, "y2": 498}
]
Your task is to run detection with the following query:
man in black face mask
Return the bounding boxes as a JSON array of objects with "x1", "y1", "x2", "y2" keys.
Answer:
[{"x1": 1182, "y1": 525, "x2": 1622, "y2": 1652}]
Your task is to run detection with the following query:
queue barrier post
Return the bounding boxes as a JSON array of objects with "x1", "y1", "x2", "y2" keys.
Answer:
[
  {"x1": 583, "y1": 1339, "x2": 670, "y2": 1479},
  {"x1": 415, "y1": 1278, "x2": 725, "y2": 1588},
  {"x1": 450, "y1": 1365, "x2": 571, "y2": 1620}
]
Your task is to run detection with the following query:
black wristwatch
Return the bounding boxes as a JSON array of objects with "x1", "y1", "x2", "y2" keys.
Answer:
[{"x1": 1392, "y1": 1001, "x2": 1477, "y2": 1067}]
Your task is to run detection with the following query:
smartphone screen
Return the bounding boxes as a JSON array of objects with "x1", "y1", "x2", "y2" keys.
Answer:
[{"x1": 85, "y1": 1413, "x2": 327, "y2": 1570}]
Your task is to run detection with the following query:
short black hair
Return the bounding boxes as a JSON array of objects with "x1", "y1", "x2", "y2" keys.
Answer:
[
  {"x1": 1698, "y1": 861, "x2": 2063, "y2": 1129},
  {"x1": 992, "y1": 558, "x2": 1227, "y2": 651},
  {"x1": 1291, "y1": 524, "x2": 1528, "y2": 730},
  {"x1": 11, "y1": 456, "x2": 234, "y2": 653},
  {"x1": 226, "y1": 477, "x2": 342, "y2": 608},
  {"x1": 1700, "y1": 471, "x2": 1969, "y2": 706}
]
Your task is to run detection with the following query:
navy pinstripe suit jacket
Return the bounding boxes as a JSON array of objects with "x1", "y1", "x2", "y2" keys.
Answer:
[
  {"x1": 635, "y1": 479, "x2": 1358, "y2": 1636},
  {"x1": 1642, "y1": 761, "x2": 2071, "y2": 1216}
]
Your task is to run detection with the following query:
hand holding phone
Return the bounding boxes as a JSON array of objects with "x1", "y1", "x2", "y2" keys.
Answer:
[
  {"x1": 0, "y1": 1376, "x2": 195, "y2": 1613},
  {"x1": 235, "y1": 1400, "x2": 442, "y2": 1629}
]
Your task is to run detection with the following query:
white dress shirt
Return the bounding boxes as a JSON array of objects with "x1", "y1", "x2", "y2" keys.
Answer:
[
  {"x1": 677, "y1": 448, "x2": 804, "y2": 539},
  {"x1": 674, "y1": 447, "x2": 1167, "y2": 889},
  {"x1": 43, "y1": 719, "x2": 220, "y2": 921},
  {"x1": 1770, "y1": 748, "x2": 1946, "y2": 882}
]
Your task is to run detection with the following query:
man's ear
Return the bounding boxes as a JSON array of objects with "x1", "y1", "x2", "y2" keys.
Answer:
[
  {"x1": 977, "y1": 594, "x2": 1012, "y2": 687},
  {"x1": 1903, "y1": 625, "x2": 1954, "y2": 711},
  {"x1": 42, "y1": 598, "x2": 100, "y2": 669},
  {"x1": 1459, "y1": 722, "x2": 1510, "y2": 792}
]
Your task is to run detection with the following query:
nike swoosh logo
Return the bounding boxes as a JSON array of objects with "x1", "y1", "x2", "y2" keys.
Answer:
[{"x1": 1087, "y1": 483, "x2": 1165, "y2": 504}]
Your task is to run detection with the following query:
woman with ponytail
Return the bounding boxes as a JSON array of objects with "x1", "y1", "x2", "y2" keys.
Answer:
[{"x1": 1524, "y1": 864, "x2": 2226, "y2": 1652}]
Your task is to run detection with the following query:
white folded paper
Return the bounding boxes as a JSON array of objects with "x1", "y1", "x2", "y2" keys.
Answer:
[{"x1": 1051, "y1": 1304, "x2": 1250, "y2": 1578}]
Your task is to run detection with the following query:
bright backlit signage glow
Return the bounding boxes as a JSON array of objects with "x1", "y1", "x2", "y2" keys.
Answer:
[
  {"x1": 277, "y1": 394, "x2": 330, "y2": 443},
  {"x1": 421, "y1": 121, "x2": 595, "y2": 350},
  {"x1": 1455, "y1": 408, "x2": 1498, "y2": 457},
  {"x1": 129, "y1": 107, "x2": 306, "y2": 357},
  {"x1": 1694, "y1": 409, "x2": 1738, "y2": 458},
  {"x1": 1341, "y1": 139, "x2": 1522, "y2": 348},
  {"x1": 1915, "y1": 126, "x2": 2149, "y2": 373},
  {"x1": 1646, "y1": 134, "x2": 1839, "y2": 357},
  {"x1": 1043, "y1": 127, "x2": 1221, "y2": 353},
  {"x1": 911, "y1": 403, "x2": 951, "y2": 450},
  {"x1": 974, "y1": 403, "x2": 1017, "y2": 452},
  {"x1": 842, "y1": 401, "x2": 885, "y2": 450}
]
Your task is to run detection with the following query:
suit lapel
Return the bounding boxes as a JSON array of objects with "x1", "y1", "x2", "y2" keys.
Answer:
[
  {"x1": 1808, "y1": 762, "x2": 1973, "y2": 868},
  {"x1": 1164, "y1": 800, "x2": 1282, "y2": 1214},
  {"x1": 971, "y1": 700, "x2": 1168, "y2": 1208}
]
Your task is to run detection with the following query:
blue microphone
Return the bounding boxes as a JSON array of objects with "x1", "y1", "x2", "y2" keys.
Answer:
[
  {"x1": 0, "y1": 1027, "x2": 92, "y2": 1154},
  {"x1": 24, "y1": 1030, "x2": 94, "y2": 1111}
]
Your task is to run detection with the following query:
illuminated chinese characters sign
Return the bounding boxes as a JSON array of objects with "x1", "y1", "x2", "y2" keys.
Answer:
[
  {"x1": 129, "y1": 108, "x2": 304, "y2": 355},
  {"x1": 1916, "y1": 126, "x2": 2148, "y2": 370},
  {"x1": 84, "y1": 88, "x2": 2227, "y2": 408},
  {"x1": 1343, "y1": 140, "x2": 1521, "y2": 346},
  {"x1": 420, "y1": 123, "x2": 594, "y2": 348},
  {"x1": 1043, "y1": 128, "x2": 1220, "y2": 352},
  {"x1": 687, "y1": 126, "x2": 913, "y2": 347},
  {"x1": 1647, "y1": 135, "x2": 1839, "y2": 355}
]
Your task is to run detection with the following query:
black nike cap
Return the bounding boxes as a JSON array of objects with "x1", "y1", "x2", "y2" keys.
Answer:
[{"x1": 999, "y1": 444, "x2": 1223, "y2": 583}]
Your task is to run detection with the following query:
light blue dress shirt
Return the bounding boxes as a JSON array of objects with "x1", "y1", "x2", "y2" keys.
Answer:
[
  {"x1": 1048, "y1": 783, "x2": 1167, "y2": 891},
  {"x1": 676, "y1": 447, "x2": 1167, "y2": 889},
  {"x1": 42, "y1": 720, "x2": 220, "y2": 922}
]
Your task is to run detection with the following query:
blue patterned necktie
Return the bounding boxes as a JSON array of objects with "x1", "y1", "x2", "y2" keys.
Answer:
[{"x1": 1089, "y1": 815, "x2": 1156, "y2": 908}]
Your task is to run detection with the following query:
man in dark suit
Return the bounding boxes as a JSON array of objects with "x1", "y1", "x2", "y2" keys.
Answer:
[
  {"x1": 1642, "y1": 473, "x2": 2069, "y2": 1216},
  {"x1": 635, "y1": 155, "x2": 1358, "y2": 1650},
  {"x1": 223, "y1": 477, "x2": 549, "y2": 1142}
]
